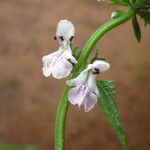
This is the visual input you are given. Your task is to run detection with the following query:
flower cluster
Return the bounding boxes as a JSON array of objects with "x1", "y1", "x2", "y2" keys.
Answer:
[{"x1": 42, "y1": 20, "x2": 110, "y2": 112}]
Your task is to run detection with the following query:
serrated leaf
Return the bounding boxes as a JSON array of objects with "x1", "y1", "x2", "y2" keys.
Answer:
[
  {"x1": 97, "y1": 80, "x2": 128, "y2": 150},
  {"x1": 132, "y1": 16, "x2": 141, "y2": 42}
]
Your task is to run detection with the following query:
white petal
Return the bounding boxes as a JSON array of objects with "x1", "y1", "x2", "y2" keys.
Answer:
[
  {"x1": 92, "y1": 60, "x2": 110, "y2": 72},
  {"x1": 64, "y1": 51, "x2": 77, "y2": 64},
  {"x1": 84, "y1": 93, "x2": 97, "y2": 112},
  {"x1": 66, "y1": 62, "x2": 95, "y2": 86},
  {"x1": 86, "y1": 72, "x2": 100, "y2": 97},
  {"x1": 63, "y1": 48, "x2": 77, "y2": 64},
  {"x1": 42, "y1": 48, "x2": 63, "y2": 77},
  {"x1": 66, "y1": 69, "x2": 89, "y2": 86},
  {"x1": 42, "y1": 67, "x2": 51, "y2": 77},
  {"x1": 68, "y1": 86, "x2": 87, "y2": 108},
  {"x1": 52, "y1": 56, "x2": 73, "y2": 79},
  {"x1": 42, "y1": 47, "x2": 63, "y2": 62},
  {"x1": 56, "y1": 19, "x2": 75, "y2": 45}
]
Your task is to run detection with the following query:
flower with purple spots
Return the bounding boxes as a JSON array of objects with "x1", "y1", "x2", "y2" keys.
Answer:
[
  {"x1": 66, "y1": 60, "x2": 110, "y2": 112},
  {"x1": 42, "y1": 20, "x2": 77, "y2": 79}
]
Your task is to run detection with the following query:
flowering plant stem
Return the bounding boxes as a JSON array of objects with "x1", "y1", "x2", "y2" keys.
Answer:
[{"x1": 55, "y1": 8, "x2": 134, "y2": 150}]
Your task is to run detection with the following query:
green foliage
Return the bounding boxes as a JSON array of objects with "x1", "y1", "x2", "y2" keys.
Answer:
[
  {"x1": 134, "y1": 0, "x2": 150, "y2": 25},
  {"x1": 130, "y1": 0, "x2": 150, "y2": 42},
  {"x1": 111, "y1": 0, "x2": 149, "y2": 42},
  {"x1": 132, "y1": 16, "x2": 141, "y2": 42},
  {"x1": 97, "y1": 80, "x2": 128, "y2": 150},
  {"x1": 0, "y1": 144, "x2": 37, "y2": 150},
  {"x1": 136, "y1": 5, "x2": 150, "y2": 25},
  {"x1": 139, "y1": 13, "x2": 150, "y2": 25},
  {"x1": 89, "y1": 52, "x2": 99, "y2": 63},
  {"x1": 111, "y1": 0, "x2": 130, "y2": 6},
  {"x1": 111, "y1": 0, "x2": 150, "y2": 26},
  {"x1": 135, "y1": 0, "x2": 150, "y2": 6},
  {"x1": 111, "y1": 0, "x2": 150, "y2": 6},
  {"x1": 70, "y1": 44, "x2": 81, "y2": 59}
]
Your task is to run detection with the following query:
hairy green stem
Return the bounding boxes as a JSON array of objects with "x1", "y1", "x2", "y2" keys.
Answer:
[
  {"x1": 55, "y1": 86, "x2": 70, "y2": 150},
  {"x1": 55, "y1": 8, "x2": 134, "y2": 150}
]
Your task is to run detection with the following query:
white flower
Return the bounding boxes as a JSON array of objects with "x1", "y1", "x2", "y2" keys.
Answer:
[
  {"x1": 56, "y1": 20, "x2": 75, "y2": 47},
  {"x1": 66, "y1": 60, "x2": 110, "y2": 112},
  {"x1": 42, "y1": 19, "x2": 77, "y2": 79}
]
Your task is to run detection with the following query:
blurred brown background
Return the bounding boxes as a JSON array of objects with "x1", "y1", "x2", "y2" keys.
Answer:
[{"x1": 0, "y1": 0, "x2": 150, "y2": 150}]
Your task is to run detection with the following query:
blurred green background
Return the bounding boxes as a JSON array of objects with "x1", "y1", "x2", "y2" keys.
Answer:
[{"x1": 0, "y1": 0, "x2": 150, "y2": 150}]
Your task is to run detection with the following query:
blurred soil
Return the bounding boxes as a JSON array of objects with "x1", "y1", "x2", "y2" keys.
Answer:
[{"x1": 0, "y1": 0, "x2": 150, "y2": 150}]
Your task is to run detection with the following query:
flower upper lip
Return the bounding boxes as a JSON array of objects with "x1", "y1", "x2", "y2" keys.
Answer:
[{"x1": 56, "y1": 19, "x2": 75, "y2": 47}]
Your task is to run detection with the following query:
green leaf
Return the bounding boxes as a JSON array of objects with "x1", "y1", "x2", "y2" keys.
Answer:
[
  {"x1": 136, "y1": 5, "x2": 150, "y2": 25},
  {"x1": 70, "y1": 44, "x2": 81, "y2": 59},
  {"x1": 90, "y1": 52, "x2": 99, "y2": 63},
  {"x1": 135, "y1": 0, "x2": 150, "y2": 6},
  {"x1": 111, "y1": 0, "x2": 130, "y2": 6},
  {"x1": 132, "y1": 16, "x2": 141, "y2": 42},
  {"x1": 97, "y1": 80, "x2": 128, "y2": 150},
  {"x1": 138, "y1": 12, "x2": 150, "y2": 26},
  {"x1": 134, "y1": 0, "x2": 150, "y2": 25}
]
